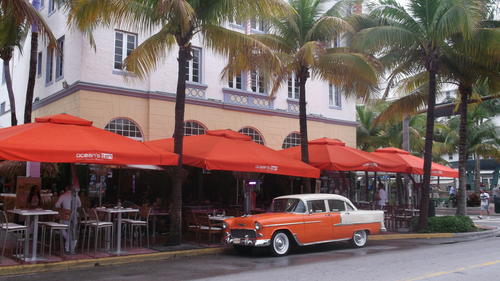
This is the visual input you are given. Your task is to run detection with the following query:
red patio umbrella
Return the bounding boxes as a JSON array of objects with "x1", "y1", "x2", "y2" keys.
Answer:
[
  {"x1": 145, "y1": 130, "x2": 319, "y2": 178},
  {"x1": 372, "y1": 147, "x2": 458, "y2": 178},
  {"x1": 0, "y1": 113, "x2": 178, "y2": 165},
  {"x1": 279, "y1": 138, "x2": 406, "y2": 172}
]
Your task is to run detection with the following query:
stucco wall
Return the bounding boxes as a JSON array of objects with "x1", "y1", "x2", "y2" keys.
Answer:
[{"x1": 33, "y1": 90, "x2": 357, "y2": 149}]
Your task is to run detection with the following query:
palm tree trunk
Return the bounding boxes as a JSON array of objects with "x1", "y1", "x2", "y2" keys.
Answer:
[
  {"x1": 24, "y1": 31, "x2": 38, "y2": 124},
  {"x1": 298, "y1": 67, "x2": 311, "y2": 192},
  {"x1": 456, "y1": 84, "x2": 470, "y2": 216},
  {"x1": 24, "y1": 0, "x2": 40, "y2": 124},
  {"x1": 474, "y1": 153, "x2": 481, "y2": 191},
  {"x1": 168, "y1": 43, "x2": 191, "y2": 245},
  {"x1": 3, "y1": 57, "x2": 17, "y2": 126},
  {"x1": 417, "y1": 67, "x2": 437, "y2": 230}
]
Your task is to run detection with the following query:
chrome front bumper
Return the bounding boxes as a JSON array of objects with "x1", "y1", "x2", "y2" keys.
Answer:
[{"x1": 224, "y1": 232, "x2": 270, "y2": 247}]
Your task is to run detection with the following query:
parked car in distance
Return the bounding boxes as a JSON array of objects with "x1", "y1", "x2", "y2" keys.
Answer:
[{"x1": 223, "y1": 194, "x2": 386, "y2": 256}]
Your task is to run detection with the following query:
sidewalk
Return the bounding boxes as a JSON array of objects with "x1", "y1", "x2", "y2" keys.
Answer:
[{"x1": 436, "y1": 204, "x2": 500, "y2": 217}]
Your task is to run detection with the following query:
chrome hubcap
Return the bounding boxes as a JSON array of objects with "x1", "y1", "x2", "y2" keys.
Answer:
[
  {"x1": 273, "y1": 233, "x2": 289, "y2": 255},
  {"x1": 354, "y1": 231, "x2": 367, "y2": 246}
]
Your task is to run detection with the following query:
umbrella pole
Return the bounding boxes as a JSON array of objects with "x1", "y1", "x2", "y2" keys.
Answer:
[
  {"x1": 69, "y1": 164, "x2": 79, "y2": 255},
  {"x1": 236, "y1": 176, "x2": 239, "y2": 205}
]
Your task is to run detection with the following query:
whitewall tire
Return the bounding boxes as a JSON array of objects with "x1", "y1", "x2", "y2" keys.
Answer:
[
  {"x1": 271, "y1": 231, "x2": 290, "y2": 256},
  {"x1": 351, "y1": 230, "x2": 368, "y2": 248}
]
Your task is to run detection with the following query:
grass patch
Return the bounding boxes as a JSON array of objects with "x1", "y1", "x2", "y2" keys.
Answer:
[{"x1": 412, "y1": 216, "x2": 477, "y2": 233}]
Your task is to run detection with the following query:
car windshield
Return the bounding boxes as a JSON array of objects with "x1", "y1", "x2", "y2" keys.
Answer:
[{"x1": 272, "y1": 198, "x2": 305, "y2": 213}]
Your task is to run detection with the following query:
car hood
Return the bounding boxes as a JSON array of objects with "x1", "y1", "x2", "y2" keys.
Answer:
[{"x1": 225, "y1": 212, "x2": 303, "y2": 228}]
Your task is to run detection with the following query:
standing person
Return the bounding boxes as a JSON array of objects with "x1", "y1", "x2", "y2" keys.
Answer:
[
  {"x1": 448, "y1": 185, "x2": 457, "y2": 208},
  {"x1": 377, "y1": 184, "x2": 388, "y2": 209},
  {"x1": 493, "y1": 186, "x2": 500, "y2": 215},
  {"x1": 478, "y1": 189, "x2": 490, "y2": 219},
  {"x1": 55, "y1": 184, "x2": 81, "y2": 252}
]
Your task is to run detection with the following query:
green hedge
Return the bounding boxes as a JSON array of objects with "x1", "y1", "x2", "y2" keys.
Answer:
[{"x1": 412, "y1": 216, "x2": 476, "y2": 233}]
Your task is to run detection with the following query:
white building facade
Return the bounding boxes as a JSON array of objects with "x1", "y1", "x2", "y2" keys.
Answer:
[{"x1": 0, "y1": 2, "x2": 358, "y2": 149}]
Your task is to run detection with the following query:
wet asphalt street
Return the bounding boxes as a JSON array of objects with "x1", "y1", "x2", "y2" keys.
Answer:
[{"x1": 2, "y1": 217, "x2": 500, "y2": 281}]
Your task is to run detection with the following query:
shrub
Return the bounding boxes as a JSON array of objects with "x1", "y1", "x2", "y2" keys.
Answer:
[{"x1": 411, "y1": 216, "x2": 476, "y2": 233}]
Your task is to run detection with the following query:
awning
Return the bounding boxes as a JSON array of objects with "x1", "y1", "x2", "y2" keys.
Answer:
[
  {"x1": 279, "y1": 138, "x2": 405, "y2": 172},
  {"x1": 145, "y1": 130, "x2": 319, "y2": 178},
  {"x1": 0, "y1": 114, "x2": 178, "y2": 165},
  {"x1": 372, "y1": 147, "x2": 459, "y2": 178}
]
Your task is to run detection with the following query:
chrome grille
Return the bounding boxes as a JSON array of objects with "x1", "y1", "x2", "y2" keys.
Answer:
[{"x1": 230, "y1": 229, "x2": 256, "y2": 239}]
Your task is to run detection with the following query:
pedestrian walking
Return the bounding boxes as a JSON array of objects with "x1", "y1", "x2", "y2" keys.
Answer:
[{"x1": 478, "y1": 189, "x2": 490, "y2": 219}]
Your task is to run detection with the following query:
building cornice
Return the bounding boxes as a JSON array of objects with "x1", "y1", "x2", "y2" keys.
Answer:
[{"x1": 33, "y1": 81, "x2": 359, "y2": 127}]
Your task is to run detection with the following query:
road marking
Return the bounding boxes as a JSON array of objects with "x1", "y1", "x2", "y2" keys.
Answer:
[{"x1": 401, "y1": 260, "x2": 500, "y2": 281}]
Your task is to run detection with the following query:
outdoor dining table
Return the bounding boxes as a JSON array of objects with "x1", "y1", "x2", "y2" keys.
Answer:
[
  {"x1": 208, "y1": 215, "x2": 234, "y2": 222},
  {"x1": 8, "y1": 209, "x2": 58, "y2": 261},
  {"x1": 96, "y1": 207, "x2": 138, "y2": 255}
]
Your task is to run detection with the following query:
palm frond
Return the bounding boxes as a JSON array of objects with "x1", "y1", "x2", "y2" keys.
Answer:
[
  {"x1": 306, "y1": 16, "x2": 353, "y2": 41},
  {"x1": 123, "y1": 24, "x2": 176, "y2": 79}
]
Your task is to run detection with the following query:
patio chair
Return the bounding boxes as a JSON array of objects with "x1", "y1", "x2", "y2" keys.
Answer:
[
  {"x1": 123, "y1": 207, "x2": 151, "y2": 248},
  {"x1": 79, "y1": 208, "x2": 96, "y2": 253},
  {"x1": 184, "y1": 211, "x2": 200, "y2": 243},
  {"x1": 0, "y1": 210, "x2": 27, "y2": 260},
  {"x1": 39, "y1": 221, "x2": 68, "y2": 256},
  {"x1": 195, "y1": 213, "x2": 222, "y2": 244},
  {"x1": 84, "y1": 209, "x2": 114, "y2": 255}
]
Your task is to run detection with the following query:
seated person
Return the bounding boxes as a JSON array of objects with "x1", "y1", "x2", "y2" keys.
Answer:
[{"x1": 27, "y1": 185, "x2": 41, "y2": 209}]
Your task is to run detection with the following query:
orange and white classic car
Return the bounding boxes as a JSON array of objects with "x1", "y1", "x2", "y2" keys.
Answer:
[{"x1": 223, "y1": 194, "x2": 385, "y2": 256}]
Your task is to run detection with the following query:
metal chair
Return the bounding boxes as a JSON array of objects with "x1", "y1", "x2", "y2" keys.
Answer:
[
  {"x1": 84, "y1": 209, "x2": 113, "y2": 255},
  {"x1": 0, "y1": 210, "x2": 27, "y2": 260},
  {"x1": 39, "y1": 221, "x2": 68, "y2": 256},
  {"x1": 195, "y1": 213, "x2": 222, "y2": 244},
  {"x1": 123, "y1": 207, "x2": 151, "y2": 248},
  {"x1": 79, "y1": 208, "x2": 96, "y2": 253}
]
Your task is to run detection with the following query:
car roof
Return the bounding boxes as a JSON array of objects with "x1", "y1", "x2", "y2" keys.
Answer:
[{"x1": 274, "y1": 193, "x2": 349, "y2": 201}]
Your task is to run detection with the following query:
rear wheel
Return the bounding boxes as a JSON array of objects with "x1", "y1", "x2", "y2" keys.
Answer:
[
  {"x1": 270, "y1": 231, "x2": 290, "y2": 256},
  {"x1": 350, "y1": 230, "x2": 367, "y2": 248}
]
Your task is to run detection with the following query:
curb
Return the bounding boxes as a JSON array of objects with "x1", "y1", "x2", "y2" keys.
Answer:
[
  {"x1": 0, "y1": 247, "x2": 226, "y2": 277},
  {"x1": 371, "y1": 226, "x2": 500, "y2": 241}
]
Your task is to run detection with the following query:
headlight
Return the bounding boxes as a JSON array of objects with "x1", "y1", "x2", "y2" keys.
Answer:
[
  {"x1": 255, "y1": 222, "x2": 262, "y2": 230},
  {"x1": 222, "y1": 222, "x2": 227, "y2": 229}
]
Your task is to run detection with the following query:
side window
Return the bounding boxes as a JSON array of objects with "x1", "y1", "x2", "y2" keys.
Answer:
[
  {"x1": 307, "y1": 200, "x2": 327, "y2": 213},
  {"x1": 346, "y1": 203, "x2": 355, "y2": 211},
  {"x1": 294, "y1": 200, "x2": 306, "y2": 213},
  {"x1": 328, "y1": 200, "x2": 346, "y2": 212}
]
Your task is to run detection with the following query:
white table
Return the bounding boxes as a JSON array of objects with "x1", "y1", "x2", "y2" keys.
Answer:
[
  {"x1": 96, "y1": 207, "x2": 138, "y2": 255},
  {"x1": 8, "y1": 209, "x2": 58, "y2": 261},
  {"x1": 208, "y1": 215, "x2": 234, "y2": 222}
]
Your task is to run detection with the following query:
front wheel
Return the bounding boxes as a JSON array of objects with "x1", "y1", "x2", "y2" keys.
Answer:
[
  {"x1": 350, "y1": 230, "x2": 368, "y2": 248},
  {"x1": 270, "y1": 231, "x2": 290, "y2": 256}
]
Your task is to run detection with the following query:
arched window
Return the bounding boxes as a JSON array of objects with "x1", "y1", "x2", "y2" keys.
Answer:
[
  {"x1": 105, "y1": 118, "x2": 143, "y2": 141},
  {"x1": 238, "y1": 127, "x2": 265, "y2": 145},
  {"x1": 184, "y1": 120, "x2": 206, "y2": 136},
  {"x1": 282, "y1": 132, "x2": 301, "y2": 149}
]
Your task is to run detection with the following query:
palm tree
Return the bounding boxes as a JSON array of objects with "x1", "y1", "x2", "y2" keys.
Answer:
[
  {"x1": 63, "y1": 0, "x2": 288, "y2": 245},
  {"x1": 373, "y1": 21, "x2": 500, "y2": 216},
  {"x1": 226, "y1": 0, "x2": 380, "y2": 169},
  {"x1": 0, "y1": 0, "x2": 56, "y2": 125},
  {"x1": 442, "y1": 102, "x2": 500, "y2": 184},
  {"x1": 0, "y1": 13, "x2": 28, "y2": 126},
  {"x1": 356, "y1": 105, "x2": 383, "y2": 152},
  {"x1": 354, "y1": 0, "x2": 483, "y2": 229}
]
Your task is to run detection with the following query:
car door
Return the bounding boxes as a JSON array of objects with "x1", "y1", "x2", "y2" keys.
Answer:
[
  {"x1": 302, "y1": 200, "x2": 332, "y2": 244},
  {"x1": 327, "y1": 199, "x2": 351, "y2": 239}
]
